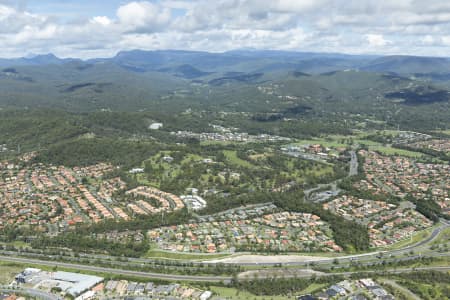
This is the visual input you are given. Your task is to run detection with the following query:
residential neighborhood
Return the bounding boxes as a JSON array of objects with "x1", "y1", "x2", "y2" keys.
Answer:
[
  {"x1": 390, "y1": 131, "x2": 431, "y2": 144},
  {"x1": 356, "y1": 150, "x2": 450, "y2": 216},
  {"x1": 408, "y1": 138, "x2": 450, "y2": 153},
  {"x1": 0, "y1": 160, "x2": 184, "y2": 233},
  {"x1": 281, "y1": 144, "x2": 342, "y2": 163},
  {"x1": 299, "y1": 278, "x2": 394, "y2": 300},
  {"x1": 323, "y1": 195, "x2": 432, "y2": 247},
  {"x1": 171, "y1": 130, "x2": 291, "y2": 143},
  {"x1": 2, "y1": 5, "x2": 450, "y2": 299},
  {"x1": 148, "y1": 211, "x2": 342, "y2": 253}
]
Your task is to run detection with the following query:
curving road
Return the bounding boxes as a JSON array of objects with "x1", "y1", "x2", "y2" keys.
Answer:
[
  {"x1": 304, "y1": 149, "x2": 358, "y2": 202},
  {"x1": 0, "y1": 255, "x2": 230, "y2": 282},
  {"x1": 207, "y1": 219, "x2": 449, "y2": 266},
  {"x1": 1, "y1": 219, "x2": 447, "y2": 271},
  {"x1": 0, "y1": 287, "x2": 62, "y2": 300},
  {"x1": 0, "y1": 253, "x2": 449, "y2": 283}
]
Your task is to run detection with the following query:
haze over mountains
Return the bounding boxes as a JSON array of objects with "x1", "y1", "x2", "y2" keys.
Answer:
[
  {"x1": 1, "y1": 49, "x2": 450, "y2": 119},
  {"x1": 2, "y1": 50, "x2": 450, "y2": 75}
]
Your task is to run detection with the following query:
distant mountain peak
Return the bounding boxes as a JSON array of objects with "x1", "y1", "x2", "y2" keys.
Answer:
[{"x1": 25, "y1": 53, "x2": 58, "y2": 59}]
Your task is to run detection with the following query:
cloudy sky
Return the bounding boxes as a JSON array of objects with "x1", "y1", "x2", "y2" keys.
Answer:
[{"x1": 1, "y1": 0, "x2": 450, "y2": 58}]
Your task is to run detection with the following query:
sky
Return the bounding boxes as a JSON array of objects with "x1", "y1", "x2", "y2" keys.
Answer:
[{"x1": 1, "y1": 0, "x2": 450, "y2": 58}]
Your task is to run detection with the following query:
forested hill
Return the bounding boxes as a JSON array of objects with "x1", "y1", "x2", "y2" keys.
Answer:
[{"x1": 0, "y1": 50, "x2": 449, "y2": 133}]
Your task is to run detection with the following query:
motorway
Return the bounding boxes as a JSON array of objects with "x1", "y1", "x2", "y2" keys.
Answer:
[
  {"x1": 0, "y1": 219, "x2": 447, "y2": 274},
  {"x1": 0, "y1": 253, "x2": 449, "y2": 283},
  {"x1": 0, "y1": 219, "x2": 447, "y2": 283},
  {"x1": 0, "y1": 145, "x2": 447, "y2": 283},
  {"x1": 0, "y1": 255, "x2": 231, "y2": 282},
  {"x1": 0, "y1": 287, "x2": 62, "y2": 300}
]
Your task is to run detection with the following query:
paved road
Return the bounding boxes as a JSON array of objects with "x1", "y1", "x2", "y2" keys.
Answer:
[
  {"x1": 1, "y1": 254, "x2": 449, "y2": 283},
  {"x1": 304, "y1": 149, "x2": 357, "y2": 202},
  {"x1": 213, "y1": 219, "x2": 450, "y2": 267},
  {"x1": 0, "y1": 287, "x2": 62, "y2": 300},
  {"x1": 349, "y1": 150, "x2": 358, "y2": 176},
  {"x1": 0, "y1": 256, "x2": 230, "y2": 282},
  {"x1": 1, "y1": 219, "x2": 447, "y2": 272}
]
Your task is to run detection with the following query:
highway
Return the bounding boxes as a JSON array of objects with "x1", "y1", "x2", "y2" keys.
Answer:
[
  {"x1": 0, "y1": 287, "x2": 62, "y2": 300},
  {"x1": 209, "y1": 219, "x2": 449, "y2": 266},
  {"x1": 0, "y1": 254, "x2": 449, "y2": 283},
  {"x1": 0, "y1": 219, "x2": 447, "y2": 284},
  {"x1": 0, "y1": 219, "x2": 447, "y2": 274},
  {"x1": 0, "y1": 255, "x2": 230, "y2": 282}
]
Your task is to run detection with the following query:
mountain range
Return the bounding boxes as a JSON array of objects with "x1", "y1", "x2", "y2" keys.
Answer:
[
  {"x1": 0, "y1": 49, "x2": 449, "y2": 123},
  {"x1": 1, "y1": 50, "x2": 450, "y2": 75}
]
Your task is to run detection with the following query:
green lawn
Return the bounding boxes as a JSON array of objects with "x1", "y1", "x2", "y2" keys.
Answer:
[
  {"x1": 367, "y1": 145, "x2": 424, "y2": 158},
  {"x1": 430, "y1": 227, "x2": 450, "y2": 246},
  {"x1": 297, "y1": 283, "x2": 327, "y2": 295},
  {"x1": 292, "y1": 138, "x2": 349, "y2": 148},
  {"x1": 0, "y1": 264, "x2": 22, "y2": 284},
  {"x1": 381, "y1": 224, "x2": 438, "y2": 251},
  {"x1": 210, "y1": 286, "x2": 290, "y2": 300},
  {"x1": 145, "y1": 249, "x2": 231, "y2": 261},
  {"x1": 397, "y1": 280, "x2": 450, "y2": 299},
  {"x1": 355, "y1": 139, "x2": 383, "y2": 146},
  {"x1": 0, "y1": 241, "x2": 30, "y2": 248},
  {"x1": 433, "y1": 129, "x2": 450, "y2": 135},
  {"x1": 180, "y1": 153, "x2": 203, "y2": 165},
  {"x1": 223, "y1": 150, "x2": 255, "y2": 168}
]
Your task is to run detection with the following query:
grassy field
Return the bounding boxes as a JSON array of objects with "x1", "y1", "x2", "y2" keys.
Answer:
[
  {"x1": 0, "y1": 263, "x2": 22, "y2": 284},
  {"x1": 145, "y1": 249, "x2": 231, "y2": 261},
  {"x1": 223, "y1": 150, "x2": 255, "y2": 168},
  {"x1": 433, "y1": 129, "x2": 450, "y2": 135},
  {"x1": 292, "y1": 138, "x2": 349, "y2": 148},
  {"x1": 430, "y1": 226, "x2": 450, "y2": 246},
  {"x1": 367, "y1": 145, "x2": 424, "y2": 158},
  {"x1": 297, "y1": 283, "x2": 327, "y2": 295},
  {"x1": 381, "y1": 224, "x2": 438, "y2": 251},
  {"x1": 0, "y1": 241, "x2": 30, "y2": 248},
  {"x1": 397, "y1": 280, "x2": 450, "y2": 300},
  {"x1": 210, "y1": 286, "x2": 290, "y2": 300},
  {"x1": 292, "y1": 134, "x2": 426, "y2": 159}
]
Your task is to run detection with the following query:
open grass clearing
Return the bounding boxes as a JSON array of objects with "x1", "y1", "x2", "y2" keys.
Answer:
[
  {"x1": 0, "y1": 263, "x2": 22, "y2": 284},
  {"x1": 292, "y1": 138, "x2": 349, "y2": 149},
  {"x1": 429, "y1": 226, "x2": 450, "y2": 246},
  {"x1": 297, "y1": 283, "x2": 328, "y2": 295},
  {"x1": 145, "y1": 249, "x2": 231, "y2": 261},
  {"x1": 210, "y1": 286, "x2": 289, "y2": 300},
  {"x1": 223, "y1": 150, "x2": 255, "y2": 168},
  {"x1": 432, "y1": 129, "x2": 450, "y2": 135},
  {"x1": 380, "y1": 224, "x2": 439, "y2": 251},
  {"x1": 367, "y1": 145, "x2": 424, "y2": 158}
]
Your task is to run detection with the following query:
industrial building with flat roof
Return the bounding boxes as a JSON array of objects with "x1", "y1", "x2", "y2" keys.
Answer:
[{"x1": 15, "y1": 269, "x2": 103, "y2": 297}]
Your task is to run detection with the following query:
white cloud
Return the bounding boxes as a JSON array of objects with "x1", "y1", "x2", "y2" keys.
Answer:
[
  {"x1": 273, "y1": 0, "x2": 329, "y2": 13},
  {"x1": 0, "y1": 4, "x2": 48, "y2": 34},
  {"x1": 1, "y1": 0, "x2": 450, "y2": 58},
  {"x1": 116, "y1": 1, "x2": 171, "y2": 32},
  {"x1": 91, "y1": 16, "x2": 112, "y2": 26},
  {"x1": 0, "y1": 4, "x2": 14, "y2": 20},
  {"x1": 421, "y1": 35, "x2": 435, "y2": 45},
  {"x1": 366, "y1": 34, "x2": 390, "y2": 47}
]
